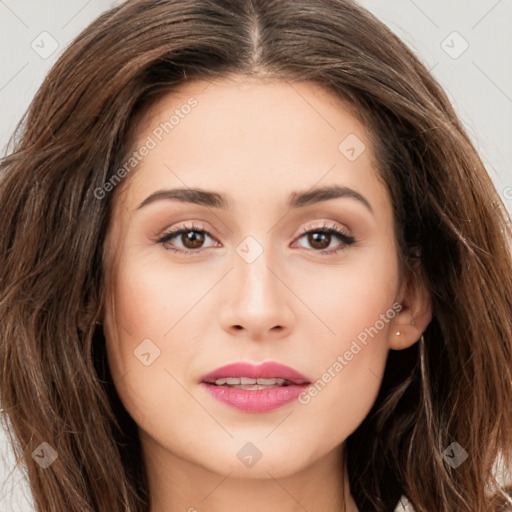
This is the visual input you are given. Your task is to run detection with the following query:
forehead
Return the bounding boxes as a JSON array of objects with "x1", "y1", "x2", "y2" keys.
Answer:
[{"x1": 116, "y1": 77, "x2": 389, "y2": 216}]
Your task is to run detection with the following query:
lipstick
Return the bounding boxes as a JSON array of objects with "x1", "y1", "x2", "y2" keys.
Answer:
[{"x1": 200, "y1": 361, "x2": 311, "y2": 413}]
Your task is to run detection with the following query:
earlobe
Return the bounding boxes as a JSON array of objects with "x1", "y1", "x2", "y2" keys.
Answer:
[
  {"x1": 389, "y1": 266, "x2": 432, "y2": 350},
  {"x1": 390, "y1": 319, "x2": 422, "y2": 350}
]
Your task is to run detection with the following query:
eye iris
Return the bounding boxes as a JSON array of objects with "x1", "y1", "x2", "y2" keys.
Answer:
[
  {"x1": 182, "y1": 231, "x2": 204, "y2": 249},
  {"x1": 308, "y1": 231, "x2": 330, "y2": 249}
]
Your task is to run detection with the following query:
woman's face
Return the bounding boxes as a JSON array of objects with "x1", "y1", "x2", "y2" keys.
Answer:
[{"x1": 103, "y1": 77, "x2": 408, "y2": 478}]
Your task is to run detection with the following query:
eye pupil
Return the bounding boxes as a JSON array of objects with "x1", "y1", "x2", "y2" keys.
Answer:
[
  {"x1": 308, "y1": 232, "x2": 330, "y2": 249},
  {"x1": 183, "y1": 231, "x2": 204, "y2": 248}
]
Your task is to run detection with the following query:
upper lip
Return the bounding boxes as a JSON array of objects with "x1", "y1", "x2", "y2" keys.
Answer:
[{"x1": 201, "y1": 362, "x2": 310, "y2": 385}]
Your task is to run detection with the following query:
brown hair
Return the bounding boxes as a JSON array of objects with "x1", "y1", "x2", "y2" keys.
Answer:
[{"x1": 1, "y1": 0, "x2": 511, "y2": 510}]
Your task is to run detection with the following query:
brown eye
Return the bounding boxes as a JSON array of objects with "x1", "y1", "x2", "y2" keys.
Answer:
[
  {"x1": 181, "y1": 230, "x2": 205, "y2": 249},
  {"x1": 157, "y1": 224, "x2": 218, "y2": 254},
  {"x1": 294, "y1": 224, "x2": 356, "y2": 254},
  {"x1": 307, "y1": 231, "x2": 331, "y2": 250}
]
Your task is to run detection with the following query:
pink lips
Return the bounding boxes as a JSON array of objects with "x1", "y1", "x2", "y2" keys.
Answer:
[{"x1": 200, "y1": 362, "x2": 311, "y2": 413}]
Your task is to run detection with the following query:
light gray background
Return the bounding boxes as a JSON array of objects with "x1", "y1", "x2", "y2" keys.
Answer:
[{"x1": 0, "y1": 1, "x2": 511, "y2": 510}]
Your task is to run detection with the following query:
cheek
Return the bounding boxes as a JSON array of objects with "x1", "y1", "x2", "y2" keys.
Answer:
[
  {"x1": 103, "y1": 251, "x2": 215, "y2": 360},
  {"x1": 102, "y1": 252, "x2": 215, "y2": 431},
  {"x1": 295, "y1": 296, "x2": 392, "y2": 446},
  {"x1": 292, "y1": 245, "x2": 398, "y2": 440}
]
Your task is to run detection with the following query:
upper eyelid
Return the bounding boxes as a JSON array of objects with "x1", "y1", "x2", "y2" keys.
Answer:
[
  {"x1": 158, "y1": 224, "x2": 215, "y2": 241},
  {"x1": 158, "y1": 221, "x2": 350, "y2": 239},
  {"x1": 297, "y1": 222, "x2": 351, "y2": 236},
  {"x1": 158, "y1": 220, "x2": 215, "y2": 236}
]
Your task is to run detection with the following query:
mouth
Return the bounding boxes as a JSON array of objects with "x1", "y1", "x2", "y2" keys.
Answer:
[
  {"x1": 204, "y1": 376, "x2": 300, "y2": 390},
  {"x1": 200, "y1": 361, "x2": 311, "y2": 387},
  {"x1": 200, "y1": 361, "x2": 311, "y2": 413}
]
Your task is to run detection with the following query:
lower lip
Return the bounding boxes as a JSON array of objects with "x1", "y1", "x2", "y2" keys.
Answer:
[{"x1": 201, "y1": 383, "x2": 309, "y2": 413}]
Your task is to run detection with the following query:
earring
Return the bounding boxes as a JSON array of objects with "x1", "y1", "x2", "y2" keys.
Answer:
[{"x1": 395, "y1": 331, "x2": 401, "y2": 336}]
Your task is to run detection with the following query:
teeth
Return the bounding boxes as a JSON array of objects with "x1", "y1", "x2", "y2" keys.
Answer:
[
  {"x1": 257, "y1": 378, "x2": 285, "y2": 385},
  {"x1": 213, "y1": 377, "x2": 287, "y2": 386}
]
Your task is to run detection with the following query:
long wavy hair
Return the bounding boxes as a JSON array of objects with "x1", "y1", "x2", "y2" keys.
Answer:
[{"x1": 1, "y1": 0, "x2": 511, "y2": 510}]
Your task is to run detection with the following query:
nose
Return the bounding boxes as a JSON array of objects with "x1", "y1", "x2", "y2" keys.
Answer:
[{"x1": 219, "y1": 245, "x2": 295, "y2": 340}]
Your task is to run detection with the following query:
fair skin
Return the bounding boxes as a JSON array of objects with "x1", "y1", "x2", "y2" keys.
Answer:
[{"x1": 102, "y1": 77, "x2": 431, "y2": 512}]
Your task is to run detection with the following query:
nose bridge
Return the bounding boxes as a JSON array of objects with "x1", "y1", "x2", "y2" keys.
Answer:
[{"x1": 221, "y1": 234, "x2": 294, "y2": 337}]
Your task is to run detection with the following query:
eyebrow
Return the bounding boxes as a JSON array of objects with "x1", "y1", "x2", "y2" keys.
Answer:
[{"x1": 136, "y1": 185, "x2": 373, "y2": 214}]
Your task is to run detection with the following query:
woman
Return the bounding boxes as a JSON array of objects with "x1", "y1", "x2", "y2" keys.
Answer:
[{"x1": 1, "y1": 1, "x2": 511, "y2": 511}]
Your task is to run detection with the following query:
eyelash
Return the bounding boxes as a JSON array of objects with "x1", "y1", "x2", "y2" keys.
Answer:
[{"x1": 156, "y1": 222, "x2": 356, "y2": 256}]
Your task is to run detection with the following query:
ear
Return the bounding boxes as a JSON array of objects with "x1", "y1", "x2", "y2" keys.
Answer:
[{"x1": 389, "y1": 263, "x2": 432, "y2": 350}]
